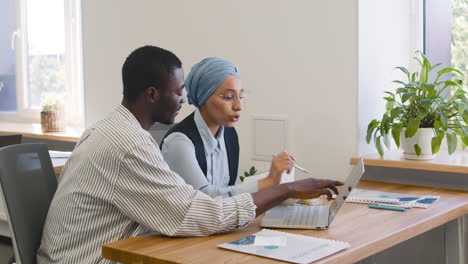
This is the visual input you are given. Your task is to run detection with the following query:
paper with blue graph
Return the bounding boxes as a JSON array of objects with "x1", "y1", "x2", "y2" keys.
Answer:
[
  {"x1": 347, "y1": 188, "x2": 440, "y2": 208},
  {"x1": 218, "y1": 229, "x2": 349, "y2": 264}
]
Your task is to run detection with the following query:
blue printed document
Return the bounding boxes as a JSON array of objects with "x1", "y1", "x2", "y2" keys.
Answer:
[{"x1": 218, "y1": 229, "x2": 349, "y2": 264}]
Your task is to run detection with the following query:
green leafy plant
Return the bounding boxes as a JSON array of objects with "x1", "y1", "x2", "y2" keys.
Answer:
[
  {"x1": 240, "y1": 166, "x2": 257, "y2": 182},
  {"x1": 367, "y1": 51, "x2": 466, "y2": 156},
  {"x1": 41, "y1": 93, "x2": 64, "y2": 112}
]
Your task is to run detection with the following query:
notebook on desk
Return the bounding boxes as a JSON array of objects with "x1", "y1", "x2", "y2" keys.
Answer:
[
  {"x1": 261, "y1": 159, "x2": 365, "y2": 230},
  {"x1": 346, "y1": 188, "x2": 440, "y2": 208}
]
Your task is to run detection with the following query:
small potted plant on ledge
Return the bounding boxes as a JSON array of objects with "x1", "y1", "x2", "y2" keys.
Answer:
[
  {"x1": 367, "y1": 52, "x2": 466, "y2": 160},
  {"x1": 40, "y1": 94, "x2": 65, "y2": 133},
  {"x1": 240, "y1": 166, "x2": 258, "y2": 182}
]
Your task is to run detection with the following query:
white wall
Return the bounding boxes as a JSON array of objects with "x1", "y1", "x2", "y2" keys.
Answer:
[
  {"x1": 83, "y1": 0, "x2": 429, "y2": 181},
  {"x1": 358, "y1": 0, "x2": 423, "y2": 156}
]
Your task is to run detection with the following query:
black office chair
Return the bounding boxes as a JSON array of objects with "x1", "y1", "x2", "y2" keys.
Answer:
[
  {"x1": 0, "y1": 134, "x2": 22, "y2": 148},
  {"x1": 0, "y1": 143, "x2": 57, "y2": 264}
]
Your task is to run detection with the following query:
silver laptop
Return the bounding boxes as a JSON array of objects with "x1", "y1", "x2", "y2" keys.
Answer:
[{"x1": 261, "y1": 159, "x2": 365, "y2": 230}]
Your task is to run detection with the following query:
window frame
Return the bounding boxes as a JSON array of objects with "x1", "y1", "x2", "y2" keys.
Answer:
[
  {"x1": 423, "y1": 0, "x2": 453, "y2": 76},
  {"x1": 0, "y1": 0, "x2": 84, "y2": 129},
  {"x1": 409, "y1": 0, "x2": 425, "y2": 72}
]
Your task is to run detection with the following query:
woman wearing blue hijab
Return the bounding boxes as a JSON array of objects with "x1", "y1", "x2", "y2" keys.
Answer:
[{"x1": 161, "y1": 57, "x2": 294, "y2": 198}]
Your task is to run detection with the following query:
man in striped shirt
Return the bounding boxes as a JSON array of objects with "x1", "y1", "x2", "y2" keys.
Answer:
[{"x1": 37, "y1": 46, "x2": 342, "y2": 263}]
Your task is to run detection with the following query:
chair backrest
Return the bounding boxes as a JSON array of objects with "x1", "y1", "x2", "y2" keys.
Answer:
[
  {"x1": 0, "y1": 134, "x2": 22, "y2": 148},
  {"x1": 0, "y1": 143, "x2": 57, "y2": 264}
]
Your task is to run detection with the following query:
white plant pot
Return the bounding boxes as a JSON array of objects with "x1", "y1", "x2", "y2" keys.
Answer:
[{"x1": 401, "y1": 128, "x2": 436, "y2": 160}]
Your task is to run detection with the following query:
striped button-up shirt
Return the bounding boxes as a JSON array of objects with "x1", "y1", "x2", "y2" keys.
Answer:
[{"x1": 37, "y1": 105, "x2": 256, "y2": 264}]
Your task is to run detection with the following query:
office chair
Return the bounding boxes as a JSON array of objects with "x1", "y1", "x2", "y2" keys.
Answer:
[
  {"x1": 0, "y1": 143, "x2": 57, "y2": 264},
  {"x1": 0, "y1": 134, "x2": 22, "y2": 148}
]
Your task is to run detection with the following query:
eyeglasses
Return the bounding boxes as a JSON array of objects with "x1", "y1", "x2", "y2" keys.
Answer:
[{"x1": 216, "y1": 91, "x2": 248, "y2": 103}]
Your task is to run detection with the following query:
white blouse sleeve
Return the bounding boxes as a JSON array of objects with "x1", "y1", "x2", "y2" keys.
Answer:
[{"x1": 161, "y1": 132, "x2": 259, "y2": 198}]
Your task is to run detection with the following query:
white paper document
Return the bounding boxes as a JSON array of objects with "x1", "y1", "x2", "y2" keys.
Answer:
[
  {"x1": 48, "y1": 150, "x2": 71, "y2": 159},
  {"x1": 218, "y1": 229, "x2": 349, "y2": 264},
  {"x1": 48, "y1": 151, "x2": 71, "y2": 168},
  {"x1": 243, "y1": 168, "x2": 295, "y2": 184}
]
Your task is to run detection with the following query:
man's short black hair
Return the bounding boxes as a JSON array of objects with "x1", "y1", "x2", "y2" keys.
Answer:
[{"x1": 122, "y1": 45, "x2": 182, "y2": 101}]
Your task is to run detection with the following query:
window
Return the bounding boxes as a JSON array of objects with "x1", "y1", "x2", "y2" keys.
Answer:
[
  {"x1": 424, "y1": 0, "x2": 467, "y2": 87},
  {"x1": 451, "y1": 0, "x2": 467, "y2": 87},
  {"x1": 0, "y1": 0, "x2": 83, "y2": 128},
  {"x1": 0, "y1": 0, "x2": 17, "y2": 112}
]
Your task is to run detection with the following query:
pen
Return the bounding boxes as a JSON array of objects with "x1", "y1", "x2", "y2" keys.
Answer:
[
  {"x1": 368, "y1": 205, "x2": 407, "y2": 212},
  {"x1": 271, "y1": 155, "x2": 310, "y2": 173},
  {"x1": 376, "y1": 203, "x2": 411, "y2": 208},
  {"x1": 292, "y1": 163, "x2": 310, "y2": 173}
]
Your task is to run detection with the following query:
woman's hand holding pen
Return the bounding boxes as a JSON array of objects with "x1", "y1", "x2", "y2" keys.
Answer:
[
  {"x1": 271, "y1": 151, "x2": 295, "y2": 175},
  {"x1": 258, "y1": 151, "x2": 294, "y2": 190}
]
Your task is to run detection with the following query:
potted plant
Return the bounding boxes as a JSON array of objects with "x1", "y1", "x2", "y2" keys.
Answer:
[
  {"x1": 240, "y1": 166, "x2": 258, "y2": 182},
  {"x1": 40, "y1": 94, "x2": 65, "y2": 133},
  {"x1": 366, "y1": 52, "x2": 466, "y2": 160}
]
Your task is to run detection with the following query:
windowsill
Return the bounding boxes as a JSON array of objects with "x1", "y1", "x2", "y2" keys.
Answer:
[
  {"x1": 350, "y1": 149, "x2": 468, "y2": 174},
  {"x1": 0, "y1": 121, "x2": 82, "y2": 142}
]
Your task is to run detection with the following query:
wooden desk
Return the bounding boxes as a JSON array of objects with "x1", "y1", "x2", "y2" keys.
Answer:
[
  {"x1": 52, "y1": 163, "x2": 64, "y2": 174},
  {"x1": 0, "y1": 121, "x2": 81, "y2": 142},
  {"x1": 350, "y1": 149, "x2": 468, "y2": 174},
  {"x1": 102, "y1": 181, "x2": 468, "y2": 264},
  {"x1": 350, "y1": 150, "x2": 468, "y2": 264}
]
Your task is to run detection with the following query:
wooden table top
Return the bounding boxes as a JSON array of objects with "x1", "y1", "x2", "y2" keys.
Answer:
[
  {"x1": 0, "y1": 121, "x2": 81, "y2": 142},
  {"x1": 350, "y1": 150, "x2": 468, "y2": 174},
  {"x1": 52, "y1": 164, "x2": 64, "y2": 175},
  {"x1": 102, "y1": 180, "x2": 468, "y2": 264}
]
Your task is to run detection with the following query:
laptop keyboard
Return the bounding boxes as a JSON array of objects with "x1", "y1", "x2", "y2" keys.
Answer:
[{"x1": 266, "y1": 205, "x2": 328, "y2": 227}]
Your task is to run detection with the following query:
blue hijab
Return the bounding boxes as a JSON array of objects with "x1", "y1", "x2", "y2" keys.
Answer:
[{"x1": 185, "y1": 57, "x2": 240, "y2": 107}]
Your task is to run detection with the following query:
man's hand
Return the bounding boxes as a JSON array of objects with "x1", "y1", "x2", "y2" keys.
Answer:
[
  {"x1": 284, "y1": 178, "x2": 344, "y2": 200},
  {"x1": 252, "y1": 177, "x2": 344, "y2": 216}
]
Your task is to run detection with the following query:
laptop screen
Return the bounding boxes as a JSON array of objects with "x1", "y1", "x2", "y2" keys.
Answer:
[{"x1": 328, "y1": 159, "x2": 365, "y2": 224}]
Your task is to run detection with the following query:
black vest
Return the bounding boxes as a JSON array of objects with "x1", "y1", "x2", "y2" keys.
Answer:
[{"x1": 161, "y1": 112, "x2": 239, "y2": 186}]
